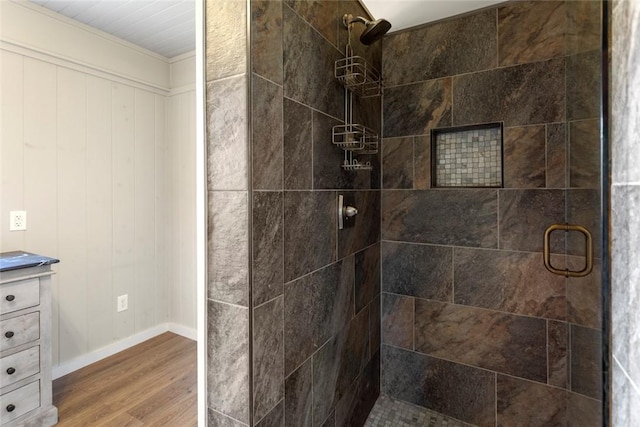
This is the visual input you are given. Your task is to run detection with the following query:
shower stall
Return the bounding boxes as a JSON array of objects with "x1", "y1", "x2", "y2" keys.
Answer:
[{"x1": 205, "y1": 0, "x2": 608, "y2": 425}]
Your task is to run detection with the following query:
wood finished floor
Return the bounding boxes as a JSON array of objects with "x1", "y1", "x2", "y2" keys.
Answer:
[{"x1": 53, "y1": 332, "x2": 197, "y2": 426}]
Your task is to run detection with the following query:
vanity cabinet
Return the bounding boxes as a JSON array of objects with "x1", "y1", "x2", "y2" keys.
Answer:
[{"x1": 0, "y1": 252, "x2": 58, "y2": 427}]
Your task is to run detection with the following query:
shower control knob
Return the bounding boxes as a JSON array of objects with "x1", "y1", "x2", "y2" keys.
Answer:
[{"x1": 344, "y1": 206, "x2": 358, "y2": 217}]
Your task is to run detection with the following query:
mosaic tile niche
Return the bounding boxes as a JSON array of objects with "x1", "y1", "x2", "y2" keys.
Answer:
[{"x1": 432, "y1": 124, "x2": 503, "y2": 187}]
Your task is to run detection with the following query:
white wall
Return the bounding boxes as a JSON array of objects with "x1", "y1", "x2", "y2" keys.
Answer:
[
  {"x1": 168, "y1": 53, "x2": 197, "y2": 333},
  {"x1": 0, "y1": 1, "x2": 196, "y2": 376}
]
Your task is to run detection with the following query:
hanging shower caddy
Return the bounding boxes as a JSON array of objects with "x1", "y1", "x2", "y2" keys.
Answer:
[{"x1": 333, "y1": 15, "x2": 382, "y2": 172}]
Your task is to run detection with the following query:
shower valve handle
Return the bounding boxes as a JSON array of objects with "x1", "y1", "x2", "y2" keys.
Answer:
[{"x1": 343, "y1": 206, "x2": 358, "y2": 217}]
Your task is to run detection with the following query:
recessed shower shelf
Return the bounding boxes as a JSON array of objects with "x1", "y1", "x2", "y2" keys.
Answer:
[
  {"x1": 335, "y1": 55, "x2": 382, "y2": 98},
  {"x1": 332, "y1": 123, "x2": 379, "y2": 154}
]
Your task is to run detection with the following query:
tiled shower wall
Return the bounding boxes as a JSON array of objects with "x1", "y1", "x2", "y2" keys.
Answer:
[
  {"x1": 206, "y1": 0, "x2": 383, "y2": 426},
  {"x1": 611, "y1": 0, "x2": 640, "y2": 424},
  {"x1": 206, "y1": 0, "x2": 251, "y2": 425},
  {"x1": 380, "y1": 1, "x2": 603, "y2": 426},
  {"x1": 249, "y1": 1, "x2": 382, "y2": 426}
]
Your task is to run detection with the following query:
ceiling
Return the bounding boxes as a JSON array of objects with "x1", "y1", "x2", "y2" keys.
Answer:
[
  {"x1": 29, "y1": 0, "x2": 195, "y2": 58},
  {"x1": 28, "y1": 0, "x2": 504, "y2": 59},
  {"x1": 365, "y1": 0, "x2": 505, "y2": 33}
]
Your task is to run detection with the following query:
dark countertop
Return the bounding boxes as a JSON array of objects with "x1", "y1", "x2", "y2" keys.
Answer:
[{"x1": 0, "y1": 251, "x2": 60, "y2": 272}]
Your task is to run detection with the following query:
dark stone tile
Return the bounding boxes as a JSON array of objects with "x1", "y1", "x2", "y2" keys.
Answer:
[
  {"x1": 207, "y1": 77, "x2": 248, "y2": 191},
  {"x1": 414, "y1": 136, "x2": 431, "y2": 189},
  {"x1": 498, "y1": 189, "x2": 565, "y2": 253},
  {"x1": 253, "y1": 191, "x2": 283, "y2": 306},
  {"x1": 454, "y1": 248, "x2": 565, "y2": 320},
  {"x1": 208, "y1": 191, "x2": 249, "y2": 306},
  {"x1": 207, "y1": 300, "x2": 250, "y2": 424},
  {"x1": 383, "y1": 78, "x2": 452, "y2": 138},
  {"x1": 382, "y1": 9, "x2": 497, "y2": 87},
  {"x1": 285, "y1": 358, "x2": 312, "y2": 427},
  {"x1": 283, "y1": 191, "x2": 336, "y2": 282},
  {"x1": 313, "y1": 307, "x2": 370, "y2": 424},
  {"x1": 355, "y1": 243, "x2": 380, "y2": 314},
  {"x1": 252, "y1": 0, "x2": 283, "y2": 84},
  {"x1": 548, "y1": 320, "x2": 569, "y2": 389},
  {"x1": 369, "y1": 295, "x2": 380, "y2": 356},
  {"x1": 284, "y1": 98, "x2": 313, "y2": 189},
  {"x1": 320, "y1": 412, "x2": 335, "y2": 427},
  {"x1": 284, "y1": 0, "x2": 338, "y2": 47},
  {"x1": 206, "y1": 0, "x2": 247, "y2": 82},
  {"x1": 208, "y1": 408, "x2": 248, "y2": 427},
  {"x1": 567, "y1": 188, "x2": 602, "y2": 258},
  {"x1": 415, "y1": 300, "x2": 547, "y2": 382},
  {"x1": 546, "y1": 123, "x2": 567, "y2": 189},
  {"x1": 338, "y1": 191, "x2": 380, "y2": 258},
  {"x1": 453, "y1": 58, "x2": 565, "y2": 127},
  {"x1": 567, "y1": 257, "x2": 601, "y2": 330},
  {"x1": 498, "y1": 1, "x2": 566, "y2": 66},
  {"x1": 284, "y1": 258, "x2": 354, "y2": 374},
  {"x1": 571, "y1": 325, "x2": 602, "y2": 400},
  {"x1": 381, "y1": 241, "x2": 452, "y2": 300},
  {"x1": 256, "y1": 400, "x2": 284, "y2": 427},
  {"x1": 566, "y1": 1, "x2": 602, "y2": 55},
  {"x1": 504, "y1": 125, "x2": 546, "y2": 188},
  {"x1": 497, "y1": 375, "x2": 567, "y2": 427},
  {"x1": 382, "y1": 189, "x2": 498, "y2": 248},
  {"x1": 567, "y1": 50, "x2": 601, "y2": 121},
  {"x1": 382, "y1": 345, "x2": 496, "y2": 427},
  {"x1": 335, "y1": 350, "x2": 380, "y2": 427},
  {"x1": 313, "y1": 116, "x2": 347, "y2": 187},
  {"x1": 569, "y1": 119, "x2": 600, "y2": 189},
  {"x1": 253, "y1": 75, "x2": 283, "y2": 190},
  {"x1": 253, "y1": 296, "x2": 284, "y2": 421},
  {"x1": 353, "y1": 91, "x2": 382, "y2": 135},
  {"x1": 382, "y1": 137, "x2": 413, "y2": 189},
  {"x1": 283, "y1": 5, "x2": 343, "y2": 119},
  {"x1": 381, "y1": 293, "x2": 413, "y2": 350},
  {"x1": 567, "y1": 391, "x2": 602, "y2": 427}
]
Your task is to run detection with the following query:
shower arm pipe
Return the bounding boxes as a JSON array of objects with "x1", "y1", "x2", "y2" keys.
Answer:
[{"x1": 343, "y1": 14, "x2": 368, "y2": 28}]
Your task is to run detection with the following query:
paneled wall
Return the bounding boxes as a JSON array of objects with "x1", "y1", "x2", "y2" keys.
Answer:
[
  {"x1": 0, "y1": 50, "x2": 169, "y2": 366},
  {"x1": 168, "y1": 54, "x2": 197, "y2": 334},
  {"x1": 380, "y1": 1, "x2": 603, "y2": 426},
  {"x1": 611, "y1": 0, "x2": 640, "y2": 424},
  {"x1": 1, "y1": 1, "x2": 197, "y2": 376}
]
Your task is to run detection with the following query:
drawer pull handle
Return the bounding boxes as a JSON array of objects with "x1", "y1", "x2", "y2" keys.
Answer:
[
  {"x1": 7, "y1": 367, "x2": 15, "y2": 375},
  {"x1": 5, "y1": 295, "x2": 15, "y2": 302},
  {"x1": 6, "y1": 404, "x2": 15, "y2": 412},
  {"x1": 5, "y1": 331, "x2": 14, "y2": 338}
]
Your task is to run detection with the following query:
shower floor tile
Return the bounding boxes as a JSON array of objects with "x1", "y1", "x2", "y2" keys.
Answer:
[{"x1": 364, "y1": 395, "x2": 474, "y2": 427}]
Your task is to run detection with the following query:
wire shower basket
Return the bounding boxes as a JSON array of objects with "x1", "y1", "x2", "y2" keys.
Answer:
[{"x1": 335, "y1": 54, "x2": 382, "y2": 98}]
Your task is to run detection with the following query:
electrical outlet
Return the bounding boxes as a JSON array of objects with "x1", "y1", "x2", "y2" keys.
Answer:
[
  {"x1": 117, "y1": 294, "x2": 128, "y2": 312},
  {"x1": 9, "y1": 211, "x2": 27, "y2": 231}
]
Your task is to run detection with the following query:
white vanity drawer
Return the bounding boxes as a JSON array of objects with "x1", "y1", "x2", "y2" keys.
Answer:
[
  {"x1": 0, "y1": 313, "x2": 39, "y2": 352},
  {"x1": 0, "y1": 380, "x2": 40, "y2": 425},
  {"x1": 0, "y1": 346, "x2": 39, "y2": 390},
  {"x1": 0, "y1": 279, "x2": 39, "y2": 315}
]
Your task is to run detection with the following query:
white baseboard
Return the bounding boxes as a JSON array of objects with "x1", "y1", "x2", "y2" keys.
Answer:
[
  {"x1": 168, "y1": 322, "x2": 197, "y2": 340},
  {"x1": 52, "y1": 322, "x2": 197, "y2": 379}
]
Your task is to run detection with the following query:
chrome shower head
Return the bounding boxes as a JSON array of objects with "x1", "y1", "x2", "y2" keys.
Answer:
[{"x1": 343, "y1": 14, "x2": 392, "y2": 45}]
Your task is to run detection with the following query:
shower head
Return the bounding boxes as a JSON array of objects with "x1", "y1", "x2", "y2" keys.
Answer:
[{"x1": 343, "y1": 14, "x2": 392, "y2": 45}]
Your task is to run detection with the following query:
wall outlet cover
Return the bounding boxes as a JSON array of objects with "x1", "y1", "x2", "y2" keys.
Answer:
[
  {"x1": 9, "y1": 211, "x2": 27, "y2": 231},
  {"x1": 117, "y1": 294, "x2": 128, "y2": 312}
]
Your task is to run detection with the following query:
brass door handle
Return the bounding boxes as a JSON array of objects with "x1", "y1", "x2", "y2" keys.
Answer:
[{"x1": 543, "y1": 224, "x2": 593, "y2": 277}]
